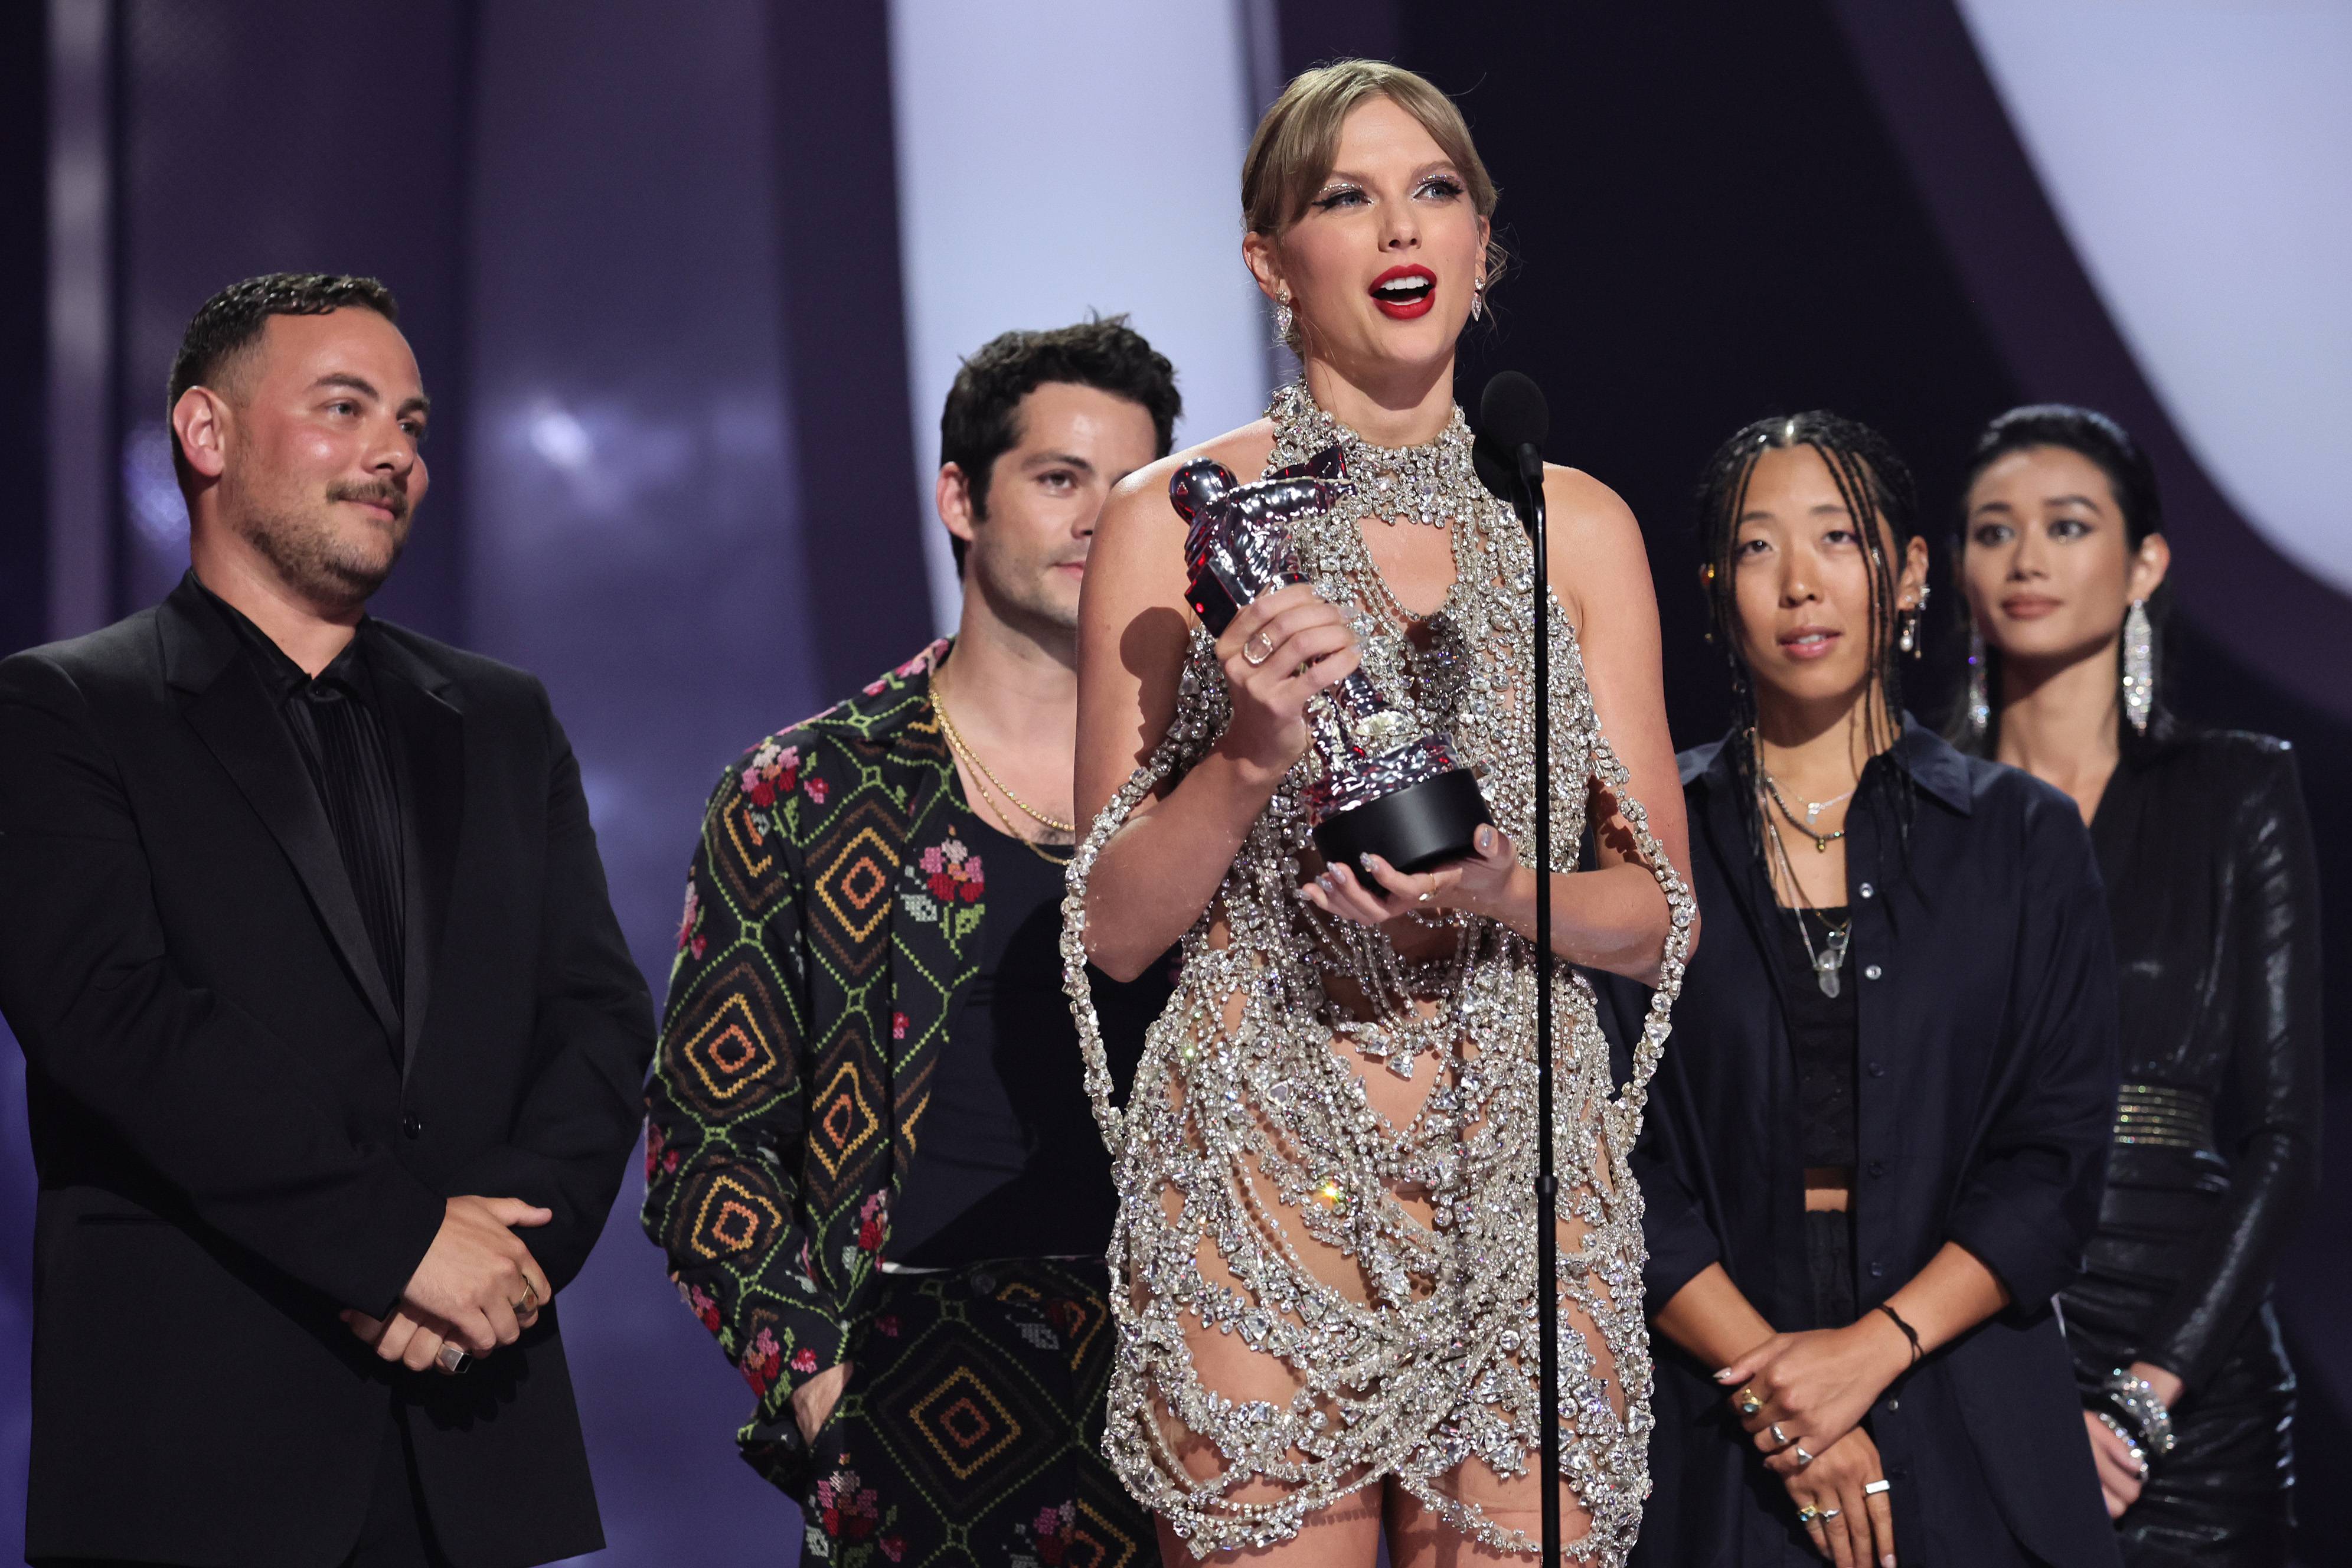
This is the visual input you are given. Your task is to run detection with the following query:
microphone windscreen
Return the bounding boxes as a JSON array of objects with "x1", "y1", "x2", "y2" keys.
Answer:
[{"x1": 1476, "y1": 370, "x2": 1550, "y2": 453}]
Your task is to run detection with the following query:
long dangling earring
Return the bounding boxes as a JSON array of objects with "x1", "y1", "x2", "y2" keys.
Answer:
[
  {"x1": 2121, "y1": 596, "x2": 2154, "y2": 734},
  {"x1": 1273, "y1": 286, "x2": 1293, "y2": 347},
  {"x1": 1965, "y1": 622, "x2": 1991, "y2": 738},
  {"x1": 1471, "y1": 276, "x2": 1486, "y2": 321}
]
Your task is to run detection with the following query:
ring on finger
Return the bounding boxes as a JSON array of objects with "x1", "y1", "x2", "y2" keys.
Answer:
[
  {"x1": 436, "y1": 1342, "x2": 472, "y2": 1374},
  {"x1": 1794, "y1": 1445, "x2": 1814, "y2": 1469},
  {"x1": 1768, "y1": 1423, "x2": 1791, "y2": 1445},
  {"x1": 1816, "y1": 1507, "x2": 1841, "y2": 1521},
  {"x1": 1862, "y1": 1479, "x2": 1891, "y2": 1496},
  {"x1": 1795, "y1": 1505, "x2": 1819, "y2": 1525},
  {"x1": 1736, "y1": 1389, "x2": 1763, "y2": 1417},
  {"x1": 1243, "y1": 630, "x2": 1276, "y2": 666}
]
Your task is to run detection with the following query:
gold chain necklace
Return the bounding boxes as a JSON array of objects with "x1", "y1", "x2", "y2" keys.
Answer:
[{"x1": 930, "y1": 664, "x2": 1076, "y2": 863}]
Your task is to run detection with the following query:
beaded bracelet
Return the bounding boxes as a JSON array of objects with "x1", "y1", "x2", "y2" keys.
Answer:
[{"x1": 2099, "y1": 1368, "x2": 2177, "y2": 1458}]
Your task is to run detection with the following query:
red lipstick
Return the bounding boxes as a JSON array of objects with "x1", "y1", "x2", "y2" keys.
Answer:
[{"x1": 1368, "y1": 264, "x2": 1438, "y2": 320}]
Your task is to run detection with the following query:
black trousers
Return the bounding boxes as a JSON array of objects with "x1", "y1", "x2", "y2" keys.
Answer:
[{"x1": 45, "y1": 1406, "x2": 446, "y2": 1568}]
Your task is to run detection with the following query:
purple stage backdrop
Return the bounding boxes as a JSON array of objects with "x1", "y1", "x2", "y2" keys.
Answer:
[{"x1": 5, "y1": 4, "x2": 2347, "y2": 1565}]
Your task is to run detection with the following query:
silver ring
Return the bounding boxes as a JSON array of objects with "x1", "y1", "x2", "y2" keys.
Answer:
[
  {"x1": 1768, "y1": 1423, "x2": 1790, "y2": 1445},
  {"x1": 1242, "y1": 631, "x2": 1276, "y2": 666},
  {"x1": 1794, "y1": 1445, "x2": 1814, "y2": 1469},
  {"x1": 1863, "y1": 1478, "x2": 1892, "y2": 1496},
  {"x1": 1817, "y1": 1507, "x2": 1841, "y2": 1521},
  {"x1": 436, "y1": 1342, "x2": 471, "y2": 1374}
]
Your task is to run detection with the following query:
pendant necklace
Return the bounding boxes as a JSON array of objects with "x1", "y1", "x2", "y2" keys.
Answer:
[
  {"x1": 1760, "y1": 768, "x2": 1854, "y2": 854},
  {"x1": 1762, "y1": 807, "x2": 1853, "y2": 997}
]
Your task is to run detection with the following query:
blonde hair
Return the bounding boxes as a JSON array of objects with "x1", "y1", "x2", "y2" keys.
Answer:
[{"x1": 1242, "y1": 60, "x2": 1502, "y2": 274}]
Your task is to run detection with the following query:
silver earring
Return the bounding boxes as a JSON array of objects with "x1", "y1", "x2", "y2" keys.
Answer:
[
  {"x1": 1965, "y1": 623, "x2": 1991, "y2": 738},
  {"x1": 1471, "y1": 277, "x2": 1485, "y2": 321},
  {"x1": 2122, "y1": 596, "x2": 2154, "y2": 734},
  {"x1": 1273, "y1": 288, "x2": 1293, "y2": 346},
  {"x1": 1898, "y1": 580, "x2": 1929, "y2": 656}
]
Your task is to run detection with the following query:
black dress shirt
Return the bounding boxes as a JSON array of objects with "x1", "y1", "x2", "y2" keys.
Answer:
[
  {"x1": 1604, "y1": 720, "x2": 2123, "y2": 1567},
  {"x1": 194, "y1": 578, "x2": 407, "y2": 1020}
]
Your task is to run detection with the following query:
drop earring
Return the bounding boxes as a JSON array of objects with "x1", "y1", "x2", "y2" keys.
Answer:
[
  {"x1": 1471, "y1": 276, "x2": 1485, "y2": 321},
  {"x1": 2121, "y1": 596, "x2": 2154, "y2": 733},
  {"x1": 1273, "y1": 286, "x2": 1293, "y2": 346},
  {"x1": 1899, "y1": 579, "x2": 1929, "y2": 656},
  {"x1": 1965, "y1": 623, "x2": 1991, "y2": 739}
]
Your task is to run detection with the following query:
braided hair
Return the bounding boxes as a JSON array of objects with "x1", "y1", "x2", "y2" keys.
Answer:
[{"x1": 1693, "y1": 411, "x2": 1922, "y2": 855}]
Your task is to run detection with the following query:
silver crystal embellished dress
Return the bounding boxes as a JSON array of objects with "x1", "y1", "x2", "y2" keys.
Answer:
[{"x1": 1063, "y1": 386, "x2": 1691, "y2": 1561}]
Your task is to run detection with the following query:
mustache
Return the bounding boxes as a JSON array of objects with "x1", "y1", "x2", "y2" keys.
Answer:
[{"x1": 328, "y1": 480, "x2": 411, "y2": 522}]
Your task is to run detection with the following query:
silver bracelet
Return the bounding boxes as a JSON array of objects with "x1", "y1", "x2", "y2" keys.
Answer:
[
  {"x1": 2092, "y1": 1410, "x2": 2151, "y2": 1482},
  {"x1": 2100, "y1": 1368, "x2": 2176, "y2": 1459}
]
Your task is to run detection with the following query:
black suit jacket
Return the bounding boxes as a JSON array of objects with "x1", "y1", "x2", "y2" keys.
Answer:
[{"x1": 0, "y1": 576, "x2": 656, "y2": 1568}]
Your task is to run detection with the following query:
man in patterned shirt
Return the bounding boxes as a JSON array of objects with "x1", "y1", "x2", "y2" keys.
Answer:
[{"x1": 643, "y1": 319, "x2": 1180, "y2": 1564}]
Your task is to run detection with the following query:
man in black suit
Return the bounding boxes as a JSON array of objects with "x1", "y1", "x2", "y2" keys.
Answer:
[{"x1": 0, "y1": 273, "x2": 656, "y2": 1567}]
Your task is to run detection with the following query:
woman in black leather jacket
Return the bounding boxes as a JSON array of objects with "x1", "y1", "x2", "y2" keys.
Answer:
[{"x1": 1953, "y1": 404, "x2": 2322, "y2": 1566}]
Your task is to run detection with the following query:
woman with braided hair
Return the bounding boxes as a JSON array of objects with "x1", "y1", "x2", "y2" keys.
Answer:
[
  {"x1": 1066, "y1": 59, "x2": 1693, "y2": 1566},
  {"x1": 1611, "y1": 413, "x2": 2124, "y2": 1567}
]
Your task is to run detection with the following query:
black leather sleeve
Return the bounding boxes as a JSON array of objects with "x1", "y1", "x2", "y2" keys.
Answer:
[
  {"x1": 444, "y1": 687, "x2": 656, "y2": 1293},
  {"x1": 2139, "y1": 744, "x2": 2324, "y2": 1393},
  {"x1": 0, "y1": 650, "x2": 448, "y2": 1315}
]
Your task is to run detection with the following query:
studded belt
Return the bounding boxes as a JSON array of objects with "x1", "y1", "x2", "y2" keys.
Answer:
[{"x1": 2113, "y1": 1082, "x2": 2216, "y2": 1153}]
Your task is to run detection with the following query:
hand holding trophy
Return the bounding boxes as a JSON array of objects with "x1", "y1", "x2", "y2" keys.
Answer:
[{"x1": 1171, "y1": 446, "x2": 1493, "y2": 874}]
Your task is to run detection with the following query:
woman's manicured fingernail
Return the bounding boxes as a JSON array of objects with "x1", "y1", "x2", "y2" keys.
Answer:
[
  {"x1": 1713, "y1": 1368, "x2": 1734, "y2": 1382},
  {"x1": 1476, "y1": 826, "x2": 1494, "y2": 851},
  {"x1": 1360, "y1": 854, "x2": 1379, "y2": 873}
]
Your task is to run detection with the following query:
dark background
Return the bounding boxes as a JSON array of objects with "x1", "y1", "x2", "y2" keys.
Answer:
[{"x1": 3, "y1": 2, "x2": 2342, "y2": 1562}]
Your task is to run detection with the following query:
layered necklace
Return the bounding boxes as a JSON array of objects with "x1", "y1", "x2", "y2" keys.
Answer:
[
  {"x1": 930, "y1": 661, "x2": 1074, "y2": 865},
  {"x1": 1760, "y1": 766, "x2": 1855, "y2": 852},
  {"x1": 1756, "y1": 745, "x2": 1857, "y2": 996}
]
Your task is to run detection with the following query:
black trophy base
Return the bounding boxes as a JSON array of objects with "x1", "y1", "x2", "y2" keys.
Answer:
[{"x1": 1314, "y1": 767, "x2": 1493, "y2": 876}]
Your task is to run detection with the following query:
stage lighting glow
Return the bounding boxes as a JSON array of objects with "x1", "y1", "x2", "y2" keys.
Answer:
[{"x1": 528, "y1": 404, "x2": 596, "y2": 472}]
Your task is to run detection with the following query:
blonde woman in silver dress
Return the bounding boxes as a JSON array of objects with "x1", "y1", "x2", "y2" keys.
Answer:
[{"x1": 1066, "y1": 62, "x2": 1695, "y2": 1566}]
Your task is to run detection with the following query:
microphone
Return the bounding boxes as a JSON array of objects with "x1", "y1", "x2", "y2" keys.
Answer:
[
  {"x1": 1475, "y1": 366, "x2": 1564, "y2": 1568},
  {"x1": 1474, "y1": 371, "x2": 1550, "y2": 528}
]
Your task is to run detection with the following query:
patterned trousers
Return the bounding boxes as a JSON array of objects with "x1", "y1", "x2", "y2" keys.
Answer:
[{"x1": 794, "y1": 1257, "x2": 1151, "y2": 1568}]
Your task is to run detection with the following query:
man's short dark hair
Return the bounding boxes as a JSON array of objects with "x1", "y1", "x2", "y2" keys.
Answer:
[
  {"x1": 939, "y1": 315, "x2": 1182, "y2": 571},
  {"x1": 166, "y1": 272, "x2": 401, "y2": 486}
]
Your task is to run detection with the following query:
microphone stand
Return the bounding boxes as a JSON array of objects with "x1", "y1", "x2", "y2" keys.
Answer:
[{"x1": 1511, "y1": 443, "x2": 1561, "y2": 1568}]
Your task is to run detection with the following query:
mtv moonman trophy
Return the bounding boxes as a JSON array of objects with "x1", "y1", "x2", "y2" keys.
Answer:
[{"x1": 1170, "y1": 447, "x2": 1493, "y2": 874}]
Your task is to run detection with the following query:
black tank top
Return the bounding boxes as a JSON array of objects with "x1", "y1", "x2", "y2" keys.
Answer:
[
  {"x1": 1776, "y1": 905, "x2": 1858, "y2": 1168},
  {"x1": 885, "y1": 817, "x2": 1171, "y2": 1267}
]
